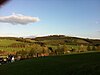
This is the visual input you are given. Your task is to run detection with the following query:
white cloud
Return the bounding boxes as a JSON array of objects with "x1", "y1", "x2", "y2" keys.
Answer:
[{"x1": 0, "y1": 13, "x2": 40, "y2": 25}]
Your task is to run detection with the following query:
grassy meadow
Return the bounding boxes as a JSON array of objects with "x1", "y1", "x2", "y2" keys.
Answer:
[
  {"x1": 0, "y1": 52, "x2": 100, "y2": 75},
  {"x1": 0, "y1": 39, "x2": 20, "y2": 46}
]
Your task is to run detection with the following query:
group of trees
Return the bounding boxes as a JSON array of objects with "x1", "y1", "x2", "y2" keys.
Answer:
[
  {"x1": 14, "y1": 43, "x2": 100, "y2": 59},
  {"x1": 15, "y1": 44, "x2": 49, "y2": 59}
]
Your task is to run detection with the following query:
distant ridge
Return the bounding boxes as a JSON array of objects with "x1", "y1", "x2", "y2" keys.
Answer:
[
  {"x1": 0, "y1": 35, "x2": 100, "y2": 45},
  {"x1": 32, "y1": 35, "x2": 100, "y2": 45},
  {"x1": 23, "y1": 35, "x2": 36, "y2": 38}
]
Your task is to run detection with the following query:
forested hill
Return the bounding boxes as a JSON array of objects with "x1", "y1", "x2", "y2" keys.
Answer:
[{"x1": 33, "y1": 35, "x2": 100, "y2": 45}]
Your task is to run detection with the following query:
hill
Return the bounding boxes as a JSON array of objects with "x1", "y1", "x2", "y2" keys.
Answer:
[
  {"x1": 0, "y1": 52, "x2": 100, "y2": 75},
  {"x1": 33, "y1": 35, "x2": 100, "y2": 45},
  {"x1": 0, "y1": 35, "x2": 100, "y2": 46}
]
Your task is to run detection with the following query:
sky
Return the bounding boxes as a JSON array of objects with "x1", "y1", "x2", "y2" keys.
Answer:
[{"x1": 0, "y1": 0, "x2": 100, "y2": 39}]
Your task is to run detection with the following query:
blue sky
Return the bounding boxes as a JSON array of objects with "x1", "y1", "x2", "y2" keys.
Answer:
[{"x1": 0, "y1": 0, "x2": 100, "y2": 39}]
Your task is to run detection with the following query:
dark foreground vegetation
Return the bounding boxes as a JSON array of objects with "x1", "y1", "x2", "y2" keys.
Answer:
[{"x1": 0, "y1": 52, "x2": 100, "y2": 75}]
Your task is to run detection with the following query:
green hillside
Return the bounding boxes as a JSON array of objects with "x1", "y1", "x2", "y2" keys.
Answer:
[
  {"x1": 33, "y1": 35, "x2": 100, "y2": 45},
  {"x1": 0, "y1": 35, "x2": 100, "y2": 46},
  {"x1": 0, "y1": 39, "x2": 22, "y2": 46},
  {"x1": 0, "y1": 37, "x2": 29, "y2": 53},
  {"x1": 0, "y1": 52, "x2": 100, "y2": 75}
]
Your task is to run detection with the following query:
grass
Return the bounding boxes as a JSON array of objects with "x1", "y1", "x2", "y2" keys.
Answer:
[
  {"x1": 0, "y1": 52, "x2": 100, "y2": 75},
  {"x1": 0, "y1": 47, "x2": 25, "y2": 52},
  {"x1": 0, "y1": 39, "x2": 21, "y2": 46},
  {"x1": 0, "y1": 39, "x2": 26, "y2": 52}
]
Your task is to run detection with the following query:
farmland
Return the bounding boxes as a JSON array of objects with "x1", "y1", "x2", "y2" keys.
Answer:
[{"x1": 0, "y1": 35, "x2": 99, "y2": 56}]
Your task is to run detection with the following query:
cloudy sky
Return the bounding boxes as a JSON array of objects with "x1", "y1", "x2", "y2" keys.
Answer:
[{"x1": 0, "y1": 0, "x2": 100, "y2": 39}]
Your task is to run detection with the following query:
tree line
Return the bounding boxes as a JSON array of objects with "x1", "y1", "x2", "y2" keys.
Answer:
[{"x1": 14, "y1": 44, "x2": 100, "y2": 60}]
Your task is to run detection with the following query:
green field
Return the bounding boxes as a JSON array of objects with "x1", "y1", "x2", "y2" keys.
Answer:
[
  {"x1": 0, "y1": 38, "x2": 87, "y2": 52},
  {"x1": 0, "y1": 52, "x2": 100, "y2": 75},
  {"x1": 0, "y1": 39, "x2": 25, "y2": 52},
  {"x1": 0, "y1": 39, "x2": 21, "y2": 46}
]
